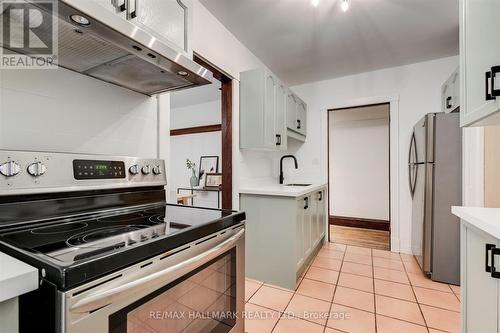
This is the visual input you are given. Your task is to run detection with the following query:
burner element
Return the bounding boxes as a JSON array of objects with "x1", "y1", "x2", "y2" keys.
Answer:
[
  {"x1": 67, "y1": 225, "x2": 146, "y2": 246},
  {"x1": 148, "y1": 214, "x2": 166, "y2": 224},
  {"x1": 31, "y1": 223, "x2": 88, "y2": 235}
]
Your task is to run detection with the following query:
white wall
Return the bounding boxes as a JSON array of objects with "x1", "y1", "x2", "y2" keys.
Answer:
[
  {"x1": 169, "y1": 99, "x2": 222, "y2": 208},
  {"x1": 290, "y1": 56, "x2": 459, "y2": 253},
  {"x1": 329, "y1": 105, "x2": 390, "y2": 220},
  {"x1": 0, "y1": 67, "x2": 162, "y2": 157}
]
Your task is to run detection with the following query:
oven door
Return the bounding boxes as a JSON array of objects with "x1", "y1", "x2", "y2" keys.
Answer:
[{"x1": 63, "y1": 226, "x2": 245, "y2": 333}]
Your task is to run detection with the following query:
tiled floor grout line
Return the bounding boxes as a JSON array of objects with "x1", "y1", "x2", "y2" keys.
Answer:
[
  {"x1": 324, "y1": 243, "x2": 346, "y2": 332},
  {"x1": 371, "y1": 248, "x2": 378, "y2": 333},
  {"x1": 400, "y1": 252, "x2": 432, "y2": 333}
]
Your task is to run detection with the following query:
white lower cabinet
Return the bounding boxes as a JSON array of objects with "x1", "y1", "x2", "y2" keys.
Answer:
[
  {"x1": 462, "y1": 223, "x2": 499, "y2": 332},
  {"x1": 241, "y1": 186, "x2": 327, "y2": 290}
]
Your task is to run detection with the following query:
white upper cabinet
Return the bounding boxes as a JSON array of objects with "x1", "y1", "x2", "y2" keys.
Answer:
[
  {"x1": 276, "y1": 83, "x2": 288, "y2": 151},
  {"x1": 442, "y1": 68, "x2": 460, "y2": 113},
  {"x1": 296, "y1": 100, "x2": 307, "y2": 136},
  {"x1": 240, "y1": 68, "x2": 306, "y2": 150},
  {"x1": 240, "y1": 68, "x2": 286, "y2": 150},
  {"x1": 91, "y1": 0, "x2": 192, "y2": 56},
  {"x1": 286, "y1": 91, "x2": 307, "y2": 141},
  {"x1": 132, "y1": 0, "x2": 191, "y2": 55},
  {"x1": 460, "y1": 0, "x2": 500, "y2": 126}
]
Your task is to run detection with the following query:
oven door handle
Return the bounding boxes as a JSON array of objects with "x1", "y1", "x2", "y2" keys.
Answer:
[{"x1": 70, "y1": 228, "x2": 244, "y2": 314}]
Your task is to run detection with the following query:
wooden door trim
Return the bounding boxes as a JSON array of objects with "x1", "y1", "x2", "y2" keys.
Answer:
[{"x1": 193, "y1": 53, "x2": 233, "y2": 210}]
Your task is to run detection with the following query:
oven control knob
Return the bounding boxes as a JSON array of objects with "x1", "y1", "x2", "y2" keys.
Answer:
[
  {"x1": 0, "y1": 161, "x2": 21, "y2": 177},
  {"x1": 27, "y1": 162, "x2": 47, "y2": 177},
  {"x1": 152, "y1": 166, "x2": 162, "y2": 175},
  {"x1": 142, "y1": 165, "x2": 151, "y2": 175},
  {"x1": 129, "y1": 165, "x2": 140, "y2": 175}
]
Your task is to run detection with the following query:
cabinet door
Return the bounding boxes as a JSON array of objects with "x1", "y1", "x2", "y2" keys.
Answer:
[
  {"x1": 92, "y1": 0, "x2": 127, "y2": 19},
  {"x1": 296, "y1": 197, "x2": 305, "y2": 269},
  {"x1": 317, "y1": 190, "x2": 326, "y2": 239},
  {"x1": 132, "y1": 0, "x2": 189, "y2": 53},
  {"x1": 463, "y1": 225, "x2": 498, "y2": 332},
  {"x1": 286, "y1": 93, "x2": 298, "y2": 131},
  {"x1": 303, "y1": 196, "x2": 312, "y2": 258},
  {"x1": 441, "y1": 79, "x2": 453, "y2": 113},
  {"x1": 297, "y1": 101, "x2": 307, "y2": 136},
  {"x1": 461, "y1": 0, "x2": 500, "y2": 126},
  {"x1": 310, "y1": 193, "x2": 319, "y2": 248},
  {"x1": 263, "y1": 73, "x2": 277, "y2": 148},
  {"x1": 275, "y1": 83, "x2": 288, "y2": 150}
]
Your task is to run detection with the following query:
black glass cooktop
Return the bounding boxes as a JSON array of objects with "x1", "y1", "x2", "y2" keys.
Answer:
[{"x1": 0, "y1": 205, "x2": 232, "y2": 264}]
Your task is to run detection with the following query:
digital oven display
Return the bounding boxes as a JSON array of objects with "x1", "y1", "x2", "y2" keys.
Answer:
[{"x1": 73, "y1": 160, "x2": 126, "y2": 180}]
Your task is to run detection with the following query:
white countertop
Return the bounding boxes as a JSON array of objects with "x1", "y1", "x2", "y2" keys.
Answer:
[
  {"x1": 0, "y1": 252, "x2": 38, "y2": 302},
  {"x1": 452, "y1": 206, "x2": 500, "y2": 239},
  {"x1": 239, "y1": 183, "x2": 327, "y2": 197}
]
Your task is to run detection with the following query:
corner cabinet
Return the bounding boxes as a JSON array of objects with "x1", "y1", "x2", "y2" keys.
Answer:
[
  {"x1": 442, "y1": 67, "x2": 460, "y2": 113},
  {"x1": 460, "y1": 0, "x2": 500, "y2": 126},
  {"x1": 286, "y1": 92, "x2": 307, "y2": 141},
  {"x1": 240, "y1": 68, "x2": 306, "y2": 150},
  {"x1": 241, "y1": 187, "x2": 327, "y2": 290}
]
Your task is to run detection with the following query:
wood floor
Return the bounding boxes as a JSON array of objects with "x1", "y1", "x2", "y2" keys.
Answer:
[{"x1": 330, "y1": 225, "x2": 390, "y2": 250}]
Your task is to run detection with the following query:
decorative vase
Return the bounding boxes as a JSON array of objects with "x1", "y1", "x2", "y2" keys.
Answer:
[{"x1": 190, "y1": 170, "x2": 198, "y2": 188}]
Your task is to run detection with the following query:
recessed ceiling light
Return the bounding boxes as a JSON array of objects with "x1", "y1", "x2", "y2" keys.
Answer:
[
  {"x1": 177, "y1": 71, "x2": 188, "y2": 77},
  {"x1": 70, "y1": 14, "x2": 90, "y2": 26},
  {"x1": 341, "y1": 0, "x2": 349, "y2": 12},
  {"x1": 311, "y1": 0, "x2": 320, "y2": 7}
]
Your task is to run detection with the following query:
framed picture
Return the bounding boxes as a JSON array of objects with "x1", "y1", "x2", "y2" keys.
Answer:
[
  {"x1": 205, "y1": 173, "x2": 222, "y2": 189},
  {"x1": 199, "y1": 156, "x2": 219, "y2": 186}
]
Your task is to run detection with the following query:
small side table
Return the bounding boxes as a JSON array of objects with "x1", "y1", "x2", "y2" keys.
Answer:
[{"x1": 176, "y1": 187, "x2": 222, "y2": 208}]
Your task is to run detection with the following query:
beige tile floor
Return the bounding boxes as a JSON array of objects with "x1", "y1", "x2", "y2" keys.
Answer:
[{"x1": 245, "y1": 242, "x2": 461, "y2": 333}]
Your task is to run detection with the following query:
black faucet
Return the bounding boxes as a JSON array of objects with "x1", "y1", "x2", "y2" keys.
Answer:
[{"x1": 279, "y1": 155, "x2": 298, "y2": 184}]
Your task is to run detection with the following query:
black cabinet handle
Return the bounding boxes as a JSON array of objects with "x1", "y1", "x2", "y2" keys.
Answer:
[
  {"x1": 119, "y1": 2, "x2": 126, "y2": 12},
  {"x1": 446, "y1": 96, "x2": 452, "y2": 109},
  {"x1": 486, "y1": 65, "x2": 500, "y2": 101},
  {"x1": 297, "y1": 120, "x2": 301, "y2": 130},
  {"x1": 486, "y1": 243, "x2": 495, "y2": 272},
  {"x1": 304, "y1": 197, "x2": 309, "y2": 210},
  {"x1": 318, "y1": 191, "x2": 322, "y2": 201},
  {"x1": 276, "y1": 134, "x2": 281, "y2": 146},
  {"x1": 492, "y1": 247, "x2": 500, "y2": 278},
  {"x1": 492, "y1": 65, "x2": 500, "y2": 98}
]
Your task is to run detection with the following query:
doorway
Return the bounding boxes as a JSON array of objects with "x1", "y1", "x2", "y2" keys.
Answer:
[
  {"x1": 328, "y1": 103, "x2": 390, "y2": 250},
  {"x1": 169, "y1": 54, "x2": 233, "y2": 209}
]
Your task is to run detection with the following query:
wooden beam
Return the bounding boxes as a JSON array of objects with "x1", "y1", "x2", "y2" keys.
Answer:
[
  {"x1": 170, "y1": 124, "x2": 222, "y2": 136},
  {"x1": 221, "y1": 78, "x2": 233, "y2": 210},
  {"x1": 329, "y1": 215, "x2": 390, "y2": 231}
]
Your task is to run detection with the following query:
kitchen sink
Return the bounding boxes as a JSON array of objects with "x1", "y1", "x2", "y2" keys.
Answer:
[{"x1": 284, "y1": 183, "x2": 312, "y2": 187}]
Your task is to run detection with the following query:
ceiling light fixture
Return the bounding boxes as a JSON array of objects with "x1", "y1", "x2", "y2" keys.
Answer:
[
  {"x1": 341, "y1": 0, "x2": 349, "y2": 12},
  {"x1": 311, "y1": 0, "x2": 320, "y2": 7},
  {"x1": 70, "y1": 14, "x2": 90, "y2": 26}
]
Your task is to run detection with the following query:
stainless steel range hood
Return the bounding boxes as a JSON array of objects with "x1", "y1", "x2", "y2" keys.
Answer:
[{"x1": 0, "y1": 0, "x2": 213, "y2": 96}]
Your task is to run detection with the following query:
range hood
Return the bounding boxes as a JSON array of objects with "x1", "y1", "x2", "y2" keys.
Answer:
[{"x1": 0, "y1": 0, "x2": 213, "y2": 95}]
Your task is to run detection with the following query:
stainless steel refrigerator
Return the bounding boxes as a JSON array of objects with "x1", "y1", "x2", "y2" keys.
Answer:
[{"x1": 409, "y1": 112, "x2": 462, "y2": 285}]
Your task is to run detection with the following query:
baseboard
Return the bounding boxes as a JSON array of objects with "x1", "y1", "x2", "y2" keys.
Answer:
[{"x1": 329, "y1": 215, "x2": 390, "y2": 231}]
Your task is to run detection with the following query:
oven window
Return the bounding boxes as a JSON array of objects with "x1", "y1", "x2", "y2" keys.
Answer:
[{"x1": 109, "y1": 249, "x2": 237, "y2": 333}]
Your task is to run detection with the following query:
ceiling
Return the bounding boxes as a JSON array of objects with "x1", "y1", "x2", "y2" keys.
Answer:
[{"x1": 199, "y1": 0, "x2": 459, "y2": 86}]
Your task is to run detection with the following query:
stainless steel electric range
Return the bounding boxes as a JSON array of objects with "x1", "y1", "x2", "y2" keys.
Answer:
[{"x1": 0, "y1": 150, "x2": 245, "y2": 333}]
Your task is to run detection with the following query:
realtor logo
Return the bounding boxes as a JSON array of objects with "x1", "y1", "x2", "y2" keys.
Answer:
[{"x1": 0, "y1": 0, "x2": 58, "y2": 69}]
